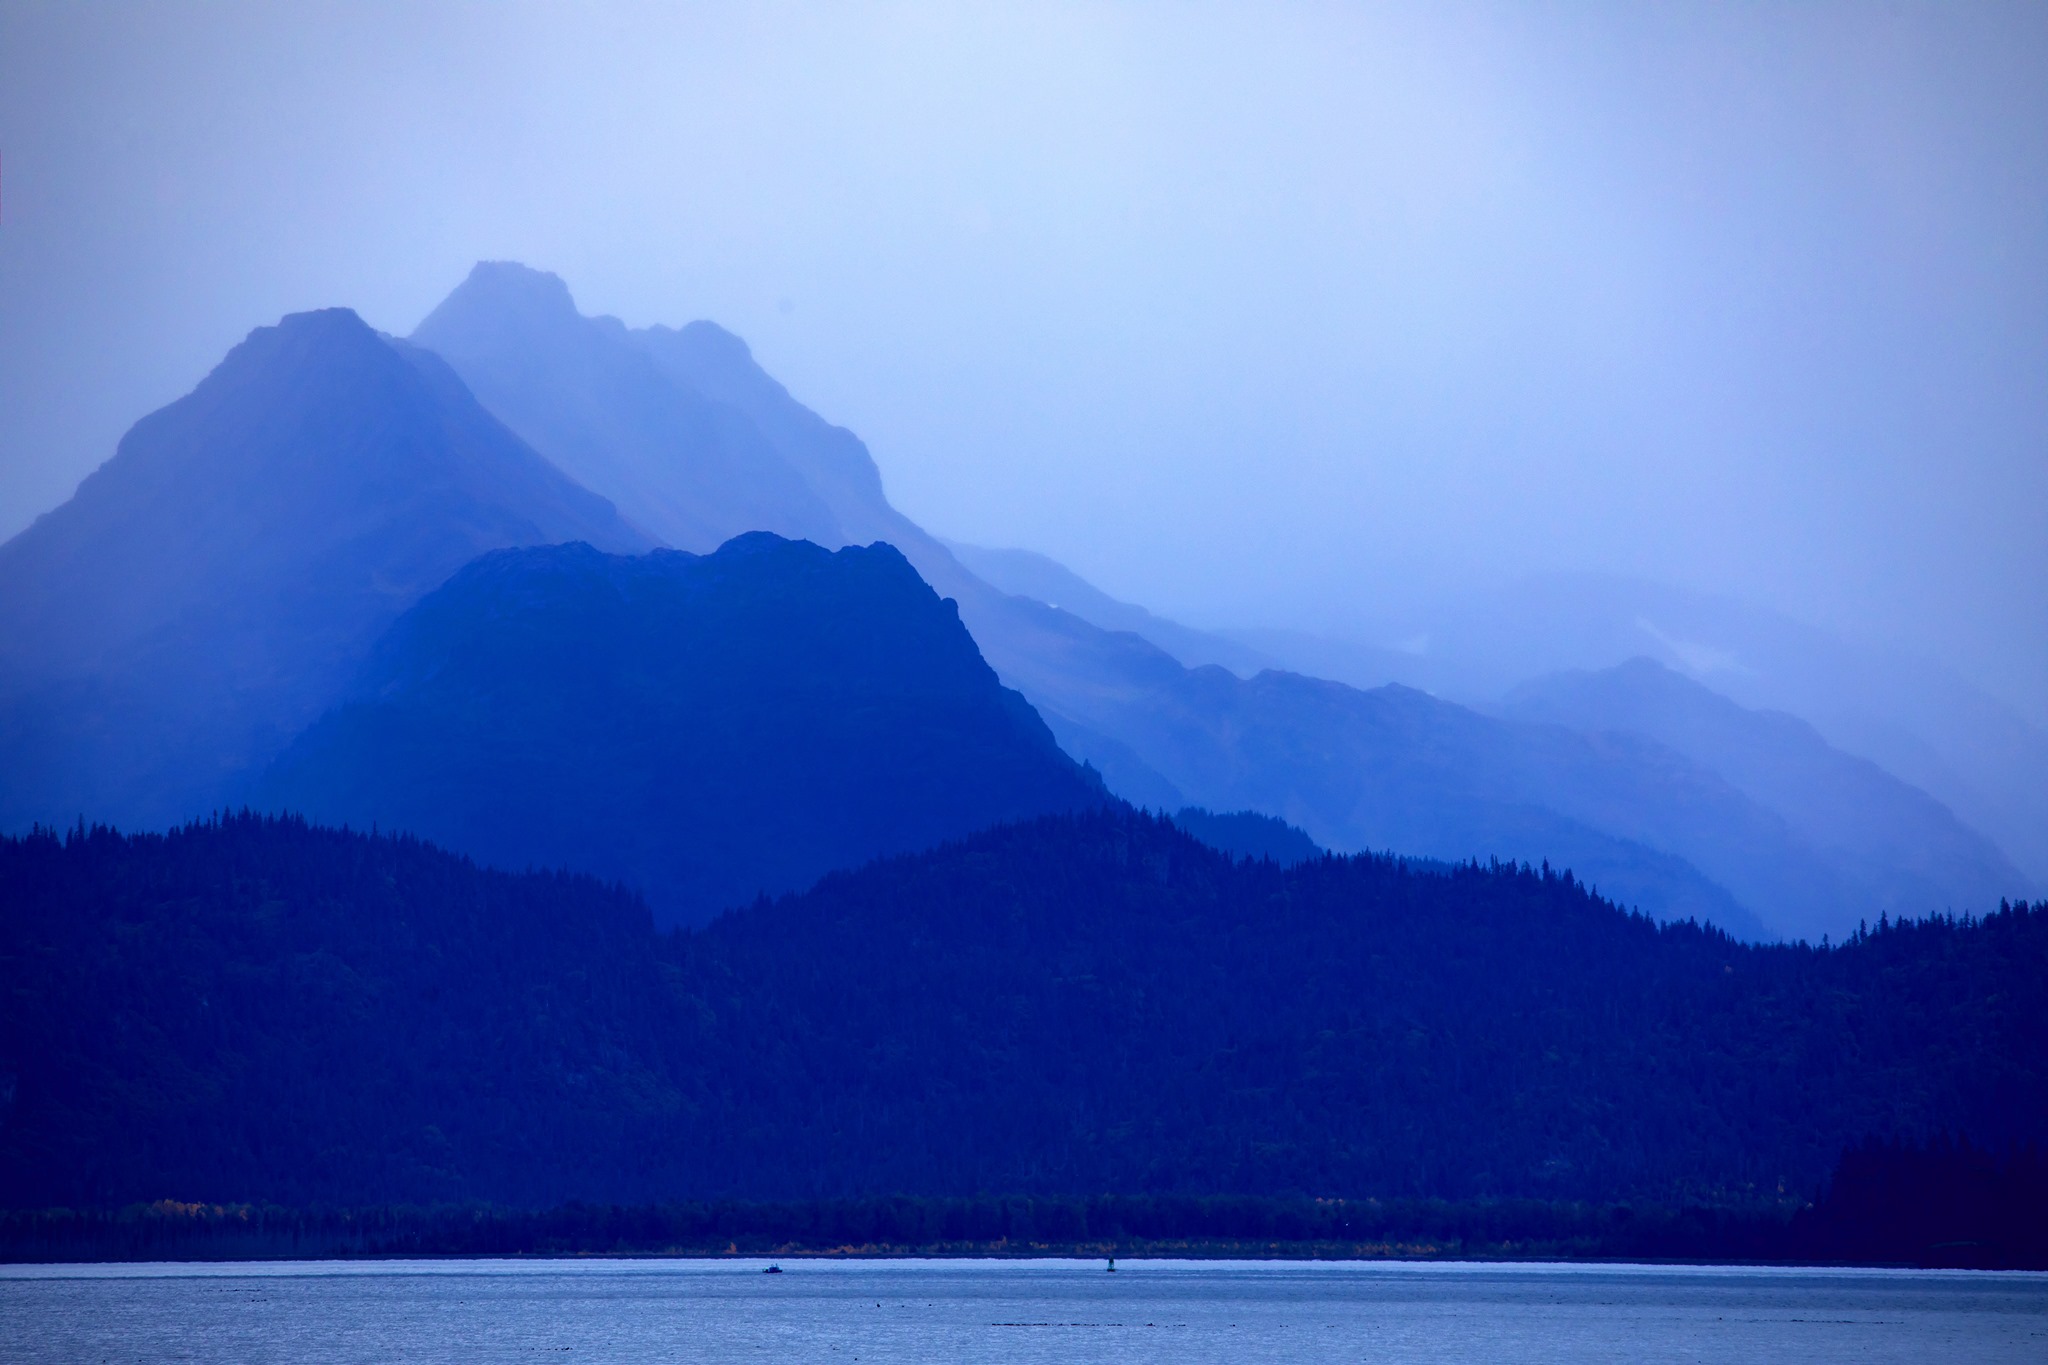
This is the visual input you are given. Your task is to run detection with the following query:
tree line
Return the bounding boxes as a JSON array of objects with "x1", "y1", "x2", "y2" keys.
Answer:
[{"x1": 1, "y1": 810, "x2": 2042, "y2": 1220}]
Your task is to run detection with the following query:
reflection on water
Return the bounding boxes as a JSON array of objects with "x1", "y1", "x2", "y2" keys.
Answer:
[{"x1": 5, "y1": 1257, "x2": 2045, "y2": 1364}]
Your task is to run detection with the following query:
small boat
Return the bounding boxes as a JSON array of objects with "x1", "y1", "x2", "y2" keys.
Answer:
[
  {"x1": 1106, "y1": 1256, "x2": 1116, "y2": 1273},
  {"x1": 764, "y1": 1264, "x2": 783, "y2": 1274}
]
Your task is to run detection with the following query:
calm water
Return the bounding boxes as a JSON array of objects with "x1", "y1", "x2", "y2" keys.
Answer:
[{"x1": 4, "y1": 1258, "x2": 2045, "y2": 1364}]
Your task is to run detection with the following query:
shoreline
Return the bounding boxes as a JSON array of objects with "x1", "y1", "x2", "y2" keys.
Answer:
[
  {"x1": 8, "y1": 1183, "x2": 2040, "y2": 1270},
  {"x1": 8, "y1": 1253, "x2": 2048, "y2": 1277}
]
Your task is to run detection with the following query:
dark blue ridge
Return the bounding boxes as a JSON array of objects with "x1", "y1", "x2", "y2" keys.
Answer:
[{"x1": 258, "y1": 533, "x2": 1107, "y2": 926}]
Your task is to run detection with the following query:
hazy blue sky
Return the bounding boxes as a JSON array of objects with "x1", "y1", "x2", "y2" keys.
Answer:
[{"x1": 2, "y1": 2, "x2": 2044, "y2": 715}]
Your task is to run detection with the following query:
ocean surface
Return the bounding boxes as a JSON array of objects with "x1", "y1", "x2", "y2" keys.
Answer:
[{"x1": 5, "y1": 1257, "x2": 2045, "y2": 1363}]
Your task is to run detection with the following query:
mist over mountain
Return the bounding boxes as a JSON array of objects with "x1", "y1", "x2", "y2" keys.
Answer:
[
  {"x1": 1504, "y1": 658, "x2": 2031, "y2": 922},
  {"x1": 0, "y1": 307, "x2": 645, "y2": 831},
  {"x1": 1, "y1": 262, "x2": 2021, "y2": 944},
  {"x1": 413, "y1": 262, "x2": 904, "y2": 553},
  {"x1": 4, "y1": 5, "x2": 2044, "y2": 1295},
  {"x1": 945, "y1": 539, "x2": 1273, "y2": 676},
  {"x1": 397, "y1": 262, "x2": 2033, "y2": 942},
  {"x1": 930, "y1": 535, "x2": 2037, "y2": 939},
  {"x1": 262, "y1": 534, "x2": 1104, "y2": 925},
  {"x1": 400, "y1": 267, "x2": 1760, "y2": 928},
  {"x1": 1231, "y1": 574, "x2": 2048, "y2": 886},
  {"x1": 955, "y1": 537, "x2": 2046, "y2": 898},
  {"x1": 411, "y1": 265, "x2": 1028, "y2": 660},
  {"x1": 997, "y1": 612, "x2": 1827, "y2": 942}
]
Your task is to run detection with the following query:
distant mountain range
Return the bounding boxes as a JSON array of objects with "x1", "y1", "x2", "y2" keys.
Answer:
[
  {"x1": 407, "y1": 263, "x2": 2037, "y2": 939},
  {"x1": 960, "y1": 539, "x2": 2045, "y2": 911},
  {"x1": 0, "y1": 260, "x2": 2031, "y2": 938},
  {"x1": 1504, "y1": 657, "x2": 2027, "y2": 928},
  {"x1": 263, "y1": 535, "x2": 1103, "y2": 926},
  {"x1": 6, "y1": 811, "x2": 2040, "y2": 1209},
  {"x1": 1223, "y1": 573, "x2": 2048, "y2": 889}
]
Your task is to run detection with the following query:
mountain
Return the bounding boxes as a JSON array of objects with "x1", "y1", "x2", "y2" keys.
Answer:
[
  {"x1": 402, "y1": 261, "x2": 2035, "y2": 938},
  {"x1": 412, "y1": 262, "x2": 898, "y2": 552},
  {"x1": 5, "y1": 811, "x2": 2041, "y2": 1209},
  {"x1": 944, "y1": 539, "x2": 2039, "y2": 928},
  {"x1": 402, "y1": 266, "x2": 1788, "y2": 933},
  {"x1": 939, "y1": 550, "x2": 2033, "y2": 939},
  {"x1": 982, "y1": 592, "x2": 1822, "y2": 937},
  {"x1": 1229, "y1": 571, "x2": 2048, "y2": 886},
  {"x1": 1504, "y1": 658, "x2": 2032, "y2": 922},
  {"x1": 0, "y1": 307, "x2": 646, "y2": 831},
  {"x1": 261, "y1": 534, "x2": 1105, "y2": 925},
  {"x1": 410, "y1": 264, "x2": 1030, "y2": 666},
  {"x1": 3, "y1": 266, "x2": 2022, "y2": 943},
  {"x1": 943, "y1": 539, "x2": 1274, "y2": 676},
  {"x1": 632, "y1": 315, "x2": 906, "y2": 547},
  {"x1": 411, "y1": 263, "x2": 990, "y2": 606}
]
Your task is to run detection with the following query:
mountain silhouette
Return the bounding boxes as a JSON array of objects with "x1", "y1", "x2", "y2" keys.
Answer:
[
  {"x1": 261, "y1": 533, "x2": 1105, "y2": 925},
  {"x1": 0, "y1": 308, "x2": 645, "y2": 830}
]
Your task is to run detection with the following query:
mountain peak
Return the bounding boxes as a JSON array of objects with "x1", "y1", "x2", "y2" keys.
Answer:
[
  {"x1": 418, "y1": 261, "x2": 582, "y2": 337},
  {"x1": 270, "y1": 305, "x2": 376, "y2": 337},
  {"x1": 411, "y1": 266, "x2": 865, "y2": 552},
  {"x1": 207, "y1": 306, "x2": 387, "y2": 383},
  {"x1": 670, "y1": 318, "x2": 754, "y2": 364}
]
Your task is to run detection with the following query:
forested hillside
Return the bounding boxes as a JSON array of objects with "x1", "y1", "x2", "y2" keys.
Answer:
[{"x1": 2, "y1": 811, "x2": 2041, "y2": 1211}]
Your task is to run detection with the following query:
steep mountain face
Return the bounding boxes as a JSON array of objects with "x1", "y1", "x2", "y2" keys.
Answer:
[
  {"x1": 261, "y1": 534, "x2": 1105, "y2": 926},
  {"x1": 0, "y1": 308, "x2": 646, "y2": 830},
  {"x1": 5, "y1": 812, "x2": 2042, "y2": 1208},
  {"x1": 634, "y1": 317, "x2": 903, "y2": 546},
  {"x1": 406, "y1": 265, "x2": 1073, "y2": 623},
  {"x1": 1504, "y1": 658, "x2": 2033, "y2": 921}
]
